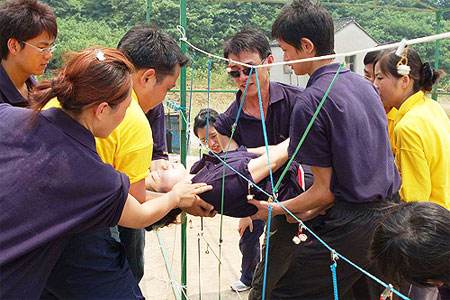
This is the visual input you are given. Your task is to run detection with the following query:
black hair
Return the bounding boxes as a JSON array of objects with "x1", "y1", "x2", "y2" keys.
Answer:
[
  {"x1": 193, "y1": 108, "x2": 219, "y2": 137},
  {"x1": 117, "y1": 25, "x2": 189, "y2": 82},
  {"x1": 377, "y1": 47, "x2": 444, "y2": 93},
  {"x1": 363, "y1": 50, "x2": 381, "y2": 66},
  {"x1": 0, "y1": 0, "x2": 57, "y2": 59},
  {"x1": 371, "y1": 202, "x2": 450, "y2": 287},
  {"x1": 223, "y1": 27, "x2": 271, "y2": 60},
  {"x1": 272, "y1": 0, "x2": 334, "y2": 56}
]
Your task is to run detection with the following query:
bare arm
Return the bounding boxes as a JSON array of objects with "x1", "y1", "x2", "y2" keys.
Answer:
[
  {"x1": 249, "y1": 165, "x2": 334, "y2": 221},
  {"x1": 118, "y1": 182, "x2": 212, "y2": 228},
  {"x1": 247, "y1": 139, "x2": 290, "y2": 183}
]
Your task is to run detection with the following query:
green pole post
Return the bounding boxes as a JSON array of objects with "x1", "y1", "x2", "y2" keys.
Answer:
[
  {"x1": 179, "y1": 0, "x2": 188, "y2": 299},
  {"x1": 432, "y1": 10, "x2": 442, "y2": 101},
  {"x1": 146, "y1": 0, "x2": 152, "y2": 24}
]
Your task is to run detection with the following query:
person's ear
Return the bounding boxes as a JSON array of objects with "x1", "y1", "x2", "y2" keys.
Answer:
[
  {"x1": 142, "y1": 68, "x2": 157, "y2": 88},
  {"x1": 93, "y1": 102, "x2": 110, "y2": 120},
  {"x1": 7, "y1": 38, "x2": 22, "y2": 56},
  {"x1": 266, "y1": 54, "x2": 274, "y2": 65},
  {"x1": 400, "y1": 75, "x2": 411, "y2": 90},
  {"x1": 300, "y1": 38, "x2": 315, "y2": 56}
]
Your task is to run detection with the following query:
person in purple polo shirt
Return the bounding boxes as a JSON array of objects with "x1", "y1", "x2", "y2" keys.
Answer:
[
  {"x1": 0, "y1": 48, "x2": 211, "y2": 299},
  {"x1": 215, "y1": 28, "x2": 308, "y2": 292},
  {"x1": 146, "y1": 103, "x2": 169, "y2": 167},
  {"x1": 248, "y1": 1, "x2": 401, "y2": 299},
  {"x1": 0, "y1": 0, "x2": 57, "y2": 107}
]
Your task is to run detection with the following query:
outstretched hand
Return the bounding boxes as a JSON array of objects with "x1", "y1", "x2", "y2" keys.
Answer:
[{"x1": 171, "y1": 181, "x2": 212, "y2": 209}]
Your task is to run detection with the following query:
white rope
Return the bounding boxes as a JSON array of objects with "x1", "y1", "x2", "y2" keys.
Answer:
[{"x1": 177, "y1": 25, "x2": 450, "y2": 69}]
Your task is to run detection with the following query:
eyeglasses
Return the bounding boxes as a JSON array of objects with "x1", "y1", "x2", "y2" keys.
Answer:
[
  {"x1": 22, "y1": 41, "x2": 56, "y2": 54},
  {"x1": 227, "y1": 57, "x2": 268, "y2": 78},
  {"x1": 227, "y1": 67, "x2": 254, "y2": 78}
]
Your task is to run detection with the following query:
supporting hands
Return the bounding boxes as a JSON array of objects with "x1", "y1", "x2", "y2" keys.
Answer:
[
  {"x1": 170, "y1": 181, "x2": 213, "y2": 209},
  {"x1": 238, "y1": 217, "x2": 253, "y2": 237},
  {"x1": 248, "y1": 199, "x2": 282, "y2": 221}
]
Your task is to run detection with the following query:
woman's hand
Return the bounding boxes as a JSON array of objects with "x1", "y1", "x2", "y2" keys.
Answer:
[{"x1": 170, "y1": 181, "x2": 212, "y2": 209}]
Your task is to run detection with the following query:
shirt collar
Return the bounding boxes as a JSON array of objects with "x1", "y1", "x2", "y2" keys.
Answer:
[
  {"x1": 306, "y1": 63, "x2": 348, "y2": 88},
  {"x1": 395, "y1": 91, "x2": 425, "y2": 125},
  {"x1": 0, "y1": 64, "x2": 34, "y2": 106},
  {"x1": 386, "y1": 107, "x2": 398, "y2": 121},
  {"x1": 41, "y1": 108, "x2": 97, "y2": 152},
  {"x1": 131, "y1": 89, "x2": 140, "y2": 104}
]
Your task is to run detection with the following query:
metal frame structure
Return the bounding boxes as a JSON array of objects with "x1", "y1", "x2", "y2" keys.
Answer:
[{"x1": 144, "y1": 1, "x2": 449, "y2": 299}]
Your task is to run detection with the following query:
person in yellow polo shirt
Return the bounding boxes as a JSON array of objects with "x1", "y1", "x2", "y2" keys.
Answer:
[
  {"x1": 42, "y1": 26, "x2": 216, "y2": 298},
  {"x1": 364, "y1": 50, "x2": 398, "y2": 153},
  {"x1": 374, "y1": 47, "x2": 449, "y2": 300},
  {"x1": 374, "y1": 47, "x2": 449, "y2": 209}
]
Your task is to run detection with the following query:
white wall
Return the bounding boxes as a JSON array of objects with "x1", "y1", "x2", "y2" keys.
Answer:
[{"x1": 270, "y1": 22, "x2": 377, "y2": 87}]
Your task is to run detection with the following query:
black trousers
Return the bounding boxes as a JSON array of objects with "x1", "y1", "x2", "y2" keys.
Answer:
[{"x1": 249, "y1": 196, "x2": 399, "y2": 300}]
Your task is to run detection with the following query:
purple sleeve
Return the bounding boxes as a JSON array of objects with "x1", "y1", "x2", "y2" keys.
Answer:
[
  {"x1": 146, "y1": 103, "x2": 168, "y2": 160},
  {"x1": 214, "y1": 111, "x2": 234, "y2": 137},
  {"x1": 288, "y1": 99, "x2": 332, "y2": 167}
]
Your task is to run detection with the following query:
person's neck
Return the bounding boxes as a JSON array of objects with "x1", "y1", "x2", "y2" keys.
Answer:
[
  {"x1": 131, "y1": 77, "x2": 150, "y2": 113},
  {"x1": 1, "y1": 59, "x2": 30, "y2": 91},
  {"x1": 308, "y1": 59, "x2": 334, "y2": 76}
]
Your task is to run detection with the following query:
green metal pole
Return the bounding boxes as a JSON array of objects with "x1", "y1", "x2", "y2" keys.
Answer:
[
  {"x1": 146, "y1": 0, "x2": 152, "y2": 24},
  {"x1": 179, "y1": 0, "x2": 188, "y2": 299},
  {"x1": 432, "y1": 10, "x2": 442, "y2": 101}
]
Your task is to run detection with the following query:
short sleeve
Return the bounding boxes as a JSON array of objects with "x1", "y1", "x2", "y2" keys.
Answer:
[
  {"x1": 288, "y1": 98, "x2": 331, "y2": 167},
  {"x1": 96, "y1": 100, "x2": 153, "y2": 184}
]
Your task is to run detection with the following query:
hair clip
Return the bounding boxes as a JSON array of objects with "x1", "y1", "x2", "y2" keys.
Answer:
[
  {"x1": 95, "y1": 49, "x2": 105, "y2": 62},
  {"x1": 395, "y1": 41, "x2": 410, "y2": 76}
]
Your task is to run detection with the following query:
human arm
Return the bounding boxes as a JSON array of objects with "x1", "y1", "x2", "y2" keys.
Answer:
[
  {"x1": 146, "y1": 103, "x2": 169, "y2": 166},
  {"x1": 249, "y1": 166, "x2": 334, "y2": 221},
  {"x1": 394, "y1": 126, "x2": 431, "y2": 202},
  {"x1": 247, "y1": 138, "x2": 290, "y2": 183},
  {"x1": 118, "y1": 181, "x2": 212, "y2": 228}
]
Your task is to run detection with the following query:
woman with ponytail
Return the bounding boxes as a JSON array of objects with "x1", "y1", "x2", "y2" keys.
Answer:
[
  {"x1": 0, "y1": 48, "x2": 211, "y2": 299},
  {"x1": 374, "y1": 48, "x2": 449, "y2": 209}
]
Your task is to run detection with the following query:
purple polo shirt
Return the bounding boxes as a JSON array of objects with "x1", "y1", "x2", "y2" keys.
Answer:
[
  {"x1": 288, "y1": 63, "x2": 400, "y2": 203},
  {"x1": 0, "y1": 104, "x2": 129, "y2": 298},
  {"x1": 191, "y1": 147, "x2": 305, "y2": 217},
  {"x1": 0, "y1": 64, "x2": 34, "y2": 107},
  {"x1": 215, "y1": 81, "x2": 302, "y2": 147},
  {"x1": 146, "y1": 103, "x2": 168, "y2": 160}
]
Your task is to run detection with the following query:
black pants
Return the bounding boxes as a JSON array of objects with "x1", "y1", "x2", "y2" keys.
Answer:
[{"x1": 250, "y1": 196, "x2": 399, "y2": 300}]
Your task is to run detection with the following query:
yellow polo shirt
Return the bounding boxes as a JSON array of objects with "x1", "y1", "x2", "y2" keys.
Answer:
[
  {"x1": 393, "y1": 91, "x2": 450, "y2": 208},
  {"x1": 386, "y1": 107, "x2": 397, "y2": 153},
  {"x1": 45, "y1": 90, "x2": 153, "y2": 184}
]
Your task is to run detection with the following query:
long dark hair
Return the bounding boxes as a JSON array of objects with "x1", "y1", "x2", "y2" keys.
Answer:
[
  {"x1": 377, "y1": 48, "x2": 444, "y2": 93},
  {"x1": 31, "y1": 47, "x2": 134, "y2": 113}
]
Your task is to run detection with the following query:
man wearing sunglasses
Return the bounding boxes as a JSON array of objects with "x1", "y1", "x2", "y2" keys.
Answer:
[
  {"x1": 214, "y1": 27, "x2": 307, "y2": 293},
  {"x1": 0, "y1": 0, "x2": 57, "y2": 107}
]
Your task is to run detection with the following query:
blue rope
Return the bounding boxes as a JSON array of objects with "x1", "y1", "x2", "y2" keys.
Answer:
[
  {"x1": 261, "y1": 205, "x2": 273, "y2": 300},
  {"x1": 330, "y1": 262, "x2": 339, "y2": 300},
  {"x1": 254, "y1": 68, "x2": 276, "y2": 196}
]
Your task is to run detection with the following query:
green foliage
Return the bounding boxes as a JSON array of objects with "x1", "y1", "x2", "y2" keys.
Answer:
[{"x1": 37, "y1": 0, "x2": 449, "y2": 88}]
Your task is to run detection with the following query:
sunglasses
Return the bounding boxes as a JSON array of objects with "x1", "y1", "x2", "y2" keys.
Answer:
[{"x1": 227, "y1": 67, "x2": 255, "y2": 78}]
